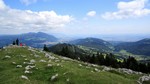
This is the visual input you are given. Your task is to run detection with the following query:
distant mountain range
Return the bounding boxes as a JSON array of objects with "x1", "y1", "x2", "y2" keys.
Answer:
[
  {"x1": 0, "y1": 32, "x2": 58, "y2": 48},
  {"x1": 0, "y1": 32, "x2": 150, "y2": 56},
  {"x1": 67, "y1": 37, "x2": 150, "y2": 56},
  {"x1": 115, "y1": 38, "x2": 150, "y2": 56},
  {"x1": 69, "y1": 37, "x2": 114, "y2": 52}
]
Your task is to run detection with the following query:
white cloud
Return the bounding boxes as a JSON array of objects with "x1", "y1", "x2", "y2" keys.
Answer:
[
  {"x1": 20, "y1": 0, "x2": 37, "y2": 5},
  {"x1": 0, "y1": 0, "x2": 73, "y2": 31},
  {"x1": 102, "y1": 0, "x2": 150, "y2": 20},
  {"x1": 87, "y1": 11, "x2": 96, "y2": 17},
  {"x1": 0, "y1": 0, "x2": 6, "y2": 10}
]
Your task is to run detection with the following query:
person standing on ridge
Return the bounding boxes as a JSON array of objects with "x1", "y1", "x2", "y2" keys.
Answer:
[{"x1": 16, "y1": 38, "x2": 19, "y2": 45}]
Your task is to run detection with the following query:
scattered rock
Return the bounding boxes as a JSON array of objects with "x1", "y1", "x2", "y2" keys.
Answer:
[
  {"x1": 27, "y1": 62, "x2": 34, "y2": 65},
  {"x1": 48, "y1": 60, "x2": 51, "y2": 62},
  {"x1": 25, "y1": 65, "x2": 35, "y2": 70},
  {"x1": 51, "y1": 74, "x2": 58, "y2": 81},
  {"x1": 39, "y1": 59, "x2": 47, "y2": 63},
  {"x1": 57, "y1": 64, "x2": 60, "y2": 66},
  {"x1": 45, "y1": 53, "x2": 56, "y2": 59},
  {"x1": 5, "y1": 55, "x2": 11, "y2": 59},
  {"x1": 91, "y1": 64, "x2": 98, "y2": 67},
  {"x1": 86, "y1": 66, "x2": 90, "y2": 69},
  {"x1": 25, "y1": 65, "x2": 31, "y2": 70},
  {"x1": 102, "y1": 66, "x2": 111, "y2": 71},
  {"x1": 21, "y1": 55, "x2": 26, "y2": 58},
  {"x1": 21, "y1": 75, "x2": 29, "y2": 80},
  {"x1": 30, "y1": 59, "x2": 36, "y2": 63},
  {"x1": 79, "y1": 64, "x2": 82, "y2": 67},
  {"x1": 91, "y1": 71, "x2": 94, "y2": 73},
  {"x1": 34, "y1": 54, "x2": 39, "y2": 58},
  {"x1": 63, "y1": 72, "x2": 68, "y2": 75},
  {"x1": 3, "y1": 47, "x2": 6, "y2": 49},
  {"x1": 23, "y1": 62, "x2": 28, "y2": 64},
  {"x1": 94, "y1": 68, "x2": 100, "y2": 72},
  {"x1": 118, "y1": 68, "x2": 142, "y2": 75},
  {"x1": 61, "y1": 57, "x2": 71, "y2": 60},
  {"x1": 24, "y1": 70, "x2": 32, "y2": 74},
  {"x1": 12, "y1": 62, "x2": 16, "y2": 64},
  {"x1": 30, "y1": 65, "x2": 36, "y2": 68},
  {"x1": 49, "y1": 56, "x2": 55, "y2": 60},
  {"x1": 16, "y1": 65, "x2": 22, "y2": 68},
  {"x1": 45, "y1": 53, "x2": 51, "y2": 58},
  {"x1": 55, "y1": 60, "x2": 60, "y2": 62},
  {"x1": 78, "y1": 57, "x2": 80, "y2": 60},
  {"x1": 66, "y1": 78, "x2": 70, "y2": 82},
  {"x1": 138, "y1": 75, "x2": 150, "y2": 83},
  {"x1": 47, "y1": 64, "x2": 52, "y2": 67},
  {"x1": 24, "y1": 59, "x2": 28, "y2": 61}
]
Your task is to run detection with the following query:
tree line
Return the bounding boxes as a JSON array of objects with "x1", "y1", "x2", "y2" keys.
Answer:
[{"x1": 44, "y1": 45, "x2": 150, "y2": 73}]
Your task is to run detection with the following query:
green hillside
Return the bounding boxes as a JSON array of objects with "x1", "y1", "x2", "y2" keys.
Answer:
[
  {"x1": 115, "y1": 38, "x2": 150, "y2": 56},
  {"x1": 0, "y1": 45, "x2": 148, "y2": 84},
  {"x1": 69, "y1": 37, "x2": 114, "y2": 52}
]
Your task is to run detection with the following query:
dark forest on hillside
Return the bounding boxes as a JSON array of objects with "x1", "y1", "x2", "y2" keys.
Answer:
[{"x1": 45, "y1": 44, "x2": 150, "y2": 73}]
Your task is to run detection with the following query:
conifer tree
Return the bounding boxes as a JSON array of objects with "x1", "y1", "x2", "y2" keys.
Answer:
[{"x1": 43, "y1": 44, "x2": 49, "y2": 51}]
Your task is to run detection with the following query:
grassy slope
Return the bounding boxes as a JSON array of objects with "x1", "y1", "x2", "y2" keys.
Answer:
[{"x1": 0, "y1": 46, "x2": 141, "y2": 84}]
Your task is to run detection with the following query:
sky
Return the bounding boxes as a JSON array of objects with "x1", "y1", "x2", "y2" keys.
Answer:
[{"x1": 0, "y1": 0, "x2": 150, "y2": 36}]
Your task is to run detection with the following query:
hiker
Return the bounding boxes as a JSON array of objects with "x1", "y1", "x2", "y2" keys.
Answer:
[{"x1": 20, "y1": 43, "x2": 23, "y2": 46}]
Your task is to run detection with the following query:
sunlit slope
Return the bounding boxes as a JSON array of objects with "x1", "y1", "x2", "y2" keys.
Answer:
[{"x1": 0, "y1": 45, "x2": 141, "y2": 84}]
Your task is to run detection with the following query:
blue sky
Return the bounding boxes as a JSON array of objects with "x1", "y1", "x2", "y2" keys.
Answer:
[
  {"x1": 0, "y1": 0, "x2": 150, "y2": 36},
  {"x1": 4, "y1": 0, "x2": 117, "y2": 17}
]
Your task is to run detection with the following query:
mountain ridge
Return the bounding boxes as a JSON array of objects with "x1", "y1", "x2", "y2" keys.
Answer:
[
  {"x1": 69, "y1": 37, "x2": 114, "y2": 52},
  {"x1": 115, "y1": 38, "x2": 150, "y2": 56},
  {"x1": 0, "y1": 32, "x2": 58, "y2": 48}
]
